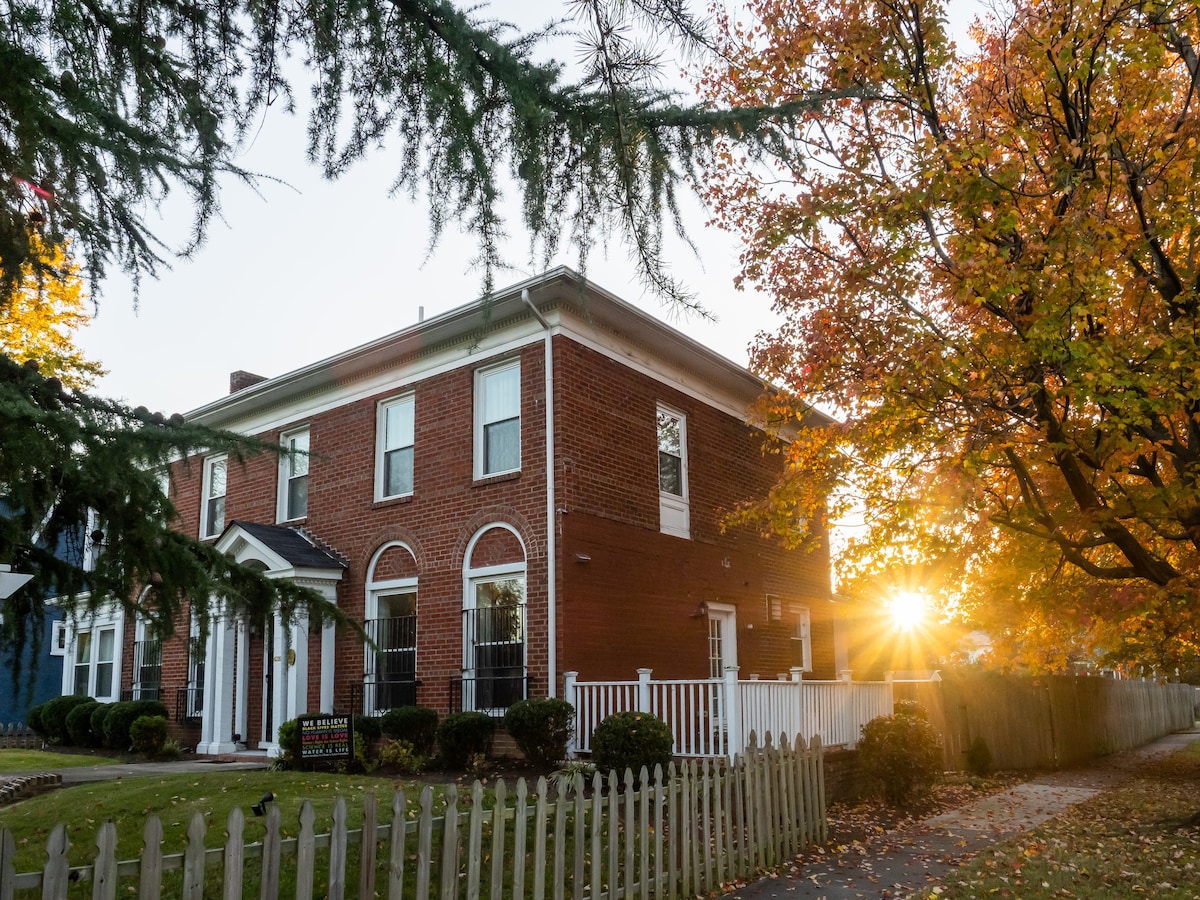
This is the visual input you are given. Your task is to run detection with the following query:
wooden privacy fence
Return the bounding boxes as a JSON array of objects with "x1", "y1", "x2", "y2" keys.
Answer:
[
  {"x1": 0, "y1": 724, "x2": 37, "y2": 750},
  {"x1": 565, "y1": 668, "x2": 899, "y2": 759},
  {"x1": 0, "y1": 733, "x2": 826, "y2": 900},
  {"x1": 896, "y1": 673, "x2": 1197, "y2": 770}
]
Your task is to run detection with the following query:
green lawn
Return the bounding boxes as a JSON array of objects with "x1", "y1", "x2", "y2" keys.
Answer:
[
  {"x1": 926, "y1": 740, "x2": 1200, "y2": 899},
  {"x1": 0, "y1": 769, "x2": 439, "y2": 874},
  {"x1": 0, "y1": 749, "x2": 119, "y2": 773}
]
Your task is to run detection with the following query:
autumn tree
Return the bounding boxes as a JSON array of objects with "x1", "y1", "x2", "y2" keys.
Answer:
[
  {"x1": 703, "y1": 0, "x2": 1200, "y2": 674},
  {"x1": 0, "y1": 240, "x2": 104, "y2": 389}
]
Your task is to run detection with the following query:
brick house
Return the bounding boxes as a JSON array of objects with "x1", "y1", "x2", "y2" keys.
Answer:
[{"x1": 58, "y1": 269, "x2": 842, "y2": 755}]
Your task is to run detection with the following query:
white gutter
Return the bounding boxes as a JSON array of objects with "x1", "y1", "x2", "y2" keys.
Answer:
[{"x1": 522, "y1": 289, "x2": 557, "y2": 698}]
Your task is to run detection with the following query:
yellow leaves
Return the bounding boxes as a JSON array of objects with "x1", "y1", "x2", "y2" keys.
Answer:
[{"x1": 0, "y1": 237, "x2": 104, "y2": 389}]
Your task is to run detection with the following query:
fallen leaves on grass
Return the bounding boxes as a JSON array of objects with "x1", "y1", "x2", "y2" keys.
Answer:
[{"x1": 931, "y1": 744, "x2": 1200, "y2": 899}]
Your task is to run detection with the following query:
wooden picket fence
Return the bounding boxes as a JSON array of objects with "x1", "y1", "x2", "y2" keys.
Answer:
[
  {"x1": 0, "y1": 733, "x2": 825, "y2": 899},
  {"x1": 0, "y1": 724, "x2": 37, "y2": 750}
]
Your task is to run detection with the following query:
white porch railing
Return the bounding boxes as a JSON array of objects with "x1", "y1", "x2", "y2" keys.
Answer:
[{"x1": 564, "y1": 667, "x2": 907, "y2": 760}]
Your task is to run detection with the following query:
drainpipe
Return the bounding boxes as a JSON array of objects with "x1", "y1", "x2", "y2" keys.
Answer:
[{"x1": 522, "y1": 288, "x2": 557, "y2": 698}]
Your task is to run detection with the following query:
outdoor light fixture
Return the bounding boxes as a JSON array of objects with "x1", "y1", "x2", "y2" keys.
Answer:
[
  {"x1": 0, "y1": 564, "x2": 32, "y2": 600},
  {"x1": 252, "y1": 792, "x2": 274, "y2": 817}
]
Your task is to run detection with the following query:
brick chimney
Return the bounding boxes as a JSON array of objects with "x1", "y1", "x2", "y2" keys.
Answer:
[{"x1": 229, "y1": 370, "x2": 268, "y2": 393}]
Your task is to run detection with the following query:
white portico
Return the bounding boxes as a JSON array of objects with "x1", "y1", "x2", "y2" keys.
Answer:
[{"x1": 196, "y1": 521, "x2": 344, "y2": 756}]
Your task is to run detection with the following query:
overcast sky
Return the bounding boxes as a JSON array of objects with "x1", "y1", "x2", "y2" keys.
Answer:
[{"x1": 74, "y1": 1, "x2": 983, "y2": 415}]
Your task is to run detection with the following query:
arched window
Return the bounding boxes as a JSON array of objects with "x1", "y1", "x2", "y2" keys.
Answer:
[
  {"x1": 132, "y1": 591, "x2": 162, "y2": 701},
  {"x1": 365, "y1": 542, "x2": 419, "y2": 713},
  {"x1": 461, "y1": 524, "x2": 526, "y2": 714}
]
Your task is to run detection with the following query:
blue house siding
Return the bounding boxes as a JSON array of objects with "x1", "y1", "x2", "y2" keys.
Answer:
[{"x1": 0, "y1": 610, "x2": 64, "y2": 725}]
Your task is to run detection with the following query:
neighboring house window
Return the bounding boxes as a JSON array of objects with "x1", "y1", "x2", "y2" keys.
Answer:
[
  {"x1": 657, "y1": 404, "x2": 690, "y2": 538},
  {"x1": 475, "y1": 361, "x2": 521, "y2": 477},
  {"x1": 72, "y1": 625, "x2": 117, "y2": 702},
  {"x1": 278, "y1": 428, "x2": 310, "y2": 521},
  {"x1": 791, "y1": 605, "x2": 813, "y2": 672},
  {"x1": 464, "y1": 571, "x2": 526, "y2": 713},
  {"x1": 201, "y1": 455, "x2": 226, "y2": 539},
  {"x1": 376, "y1": 395, "x2": 415, "y2": 499},
  {"x1": 82, "y1": 508, "x2": 103, "y2": 572},
  {"x1": 50, "y1": 620, "x2": 68, "y2": 656}
]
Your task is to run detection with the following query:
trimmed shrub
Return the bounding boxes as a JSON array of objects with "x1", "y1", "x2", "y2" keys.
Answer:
[
  {"x1": 41, "y1": 695, "x2": 93, "y2": 743},
  {"x1": 436, "y1": 712, "x2": 495, "y2": 769},
  {"x1": 26, "y1": 702, "x2": 47, "y2": 736},
  {"x1": 103, "y1": 699, "x2": 169, "y2": 750},
  {"x1": 89, "y1": 704, "x2": 111, "y2": 744},
  {"x1": 380, "y1": 706, "x2": 438, "y2": 756},
  {"x1": 857, "y1": 712, "x2": 943, "y2": 806},
  {"x1": 65, "y1": 700, "x2": 101, "y2": 747},
  {"x1": 354, "y1": 715, "x2": 382, "y2": 745},
  {"x1": 130, "y1": 715, "x2": 169, "y2": 757},
  {"x1": 275, "y1": 718, "x2": 301, "y2": 768},
  {"x1": 378, "y1": 739, "x2": 427, "y2": 774},
  {"x1": 966, "y1": 736, "x2": 994, "y2": 777},
  {"x1": 504, "y1": 698, "x2": 575, "y2": 767},
  {"x1": 591, "y1": 711, "x2": 673, "y2": 783}
]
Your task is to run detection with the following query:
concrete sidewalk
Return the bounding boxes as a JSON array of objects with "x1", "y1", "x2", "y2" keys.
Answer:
[{"x1": 724, "y1": 726, "x2": 1200, "y2": 900}]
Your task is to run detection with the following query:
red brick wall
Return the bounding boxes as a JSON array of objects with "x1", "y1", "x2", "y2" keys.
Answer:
[
  {"x1": 551, "y1": 339, "x2": 835, "y2": 682},
  {"x1": 152, "y1": 331, "x2": 836, "y2": 734}
]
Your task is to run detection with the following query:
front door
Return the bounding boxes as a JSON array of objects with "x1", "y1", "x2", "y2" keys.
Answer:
[{"x1": 706, "y1": 602, "x2": 738, "y2": 677}]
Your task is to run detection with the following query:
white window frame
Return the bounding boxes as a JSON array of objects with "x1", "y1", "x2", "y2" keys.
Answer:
[
  {"x1": 463, "y1": 563, "x2": 527, "y2": 715},
  {"x1": 791, "y1": 605, "x2": 813, "y2": 672},
  {"x1": 200, "y1": 454, "x2": 227, "y2": 539},
  {"x1": 375, "y1": 395, "x2": 416, "y2": 501},
  {"x1": 186, "y1": 607, "x2": 206, "y2": 718},
  {"x1": 277, "y1": 428, "x2": 310, "y2": 522},
  {"x1": 657, "y1": 403, "x2": 690, "y2": 539},
  {"x1": 474, "y1": 360, "x2": 521, "y2": 479},
  {"x1": 50, "y1": 620, "x2": 68, "y2": 657},
  {"x1": 130, "y1": 597, "x2": 163, "y2": 701},
  {"x1": 63, "y1": 608, "x2": 123, "y2": 703}
]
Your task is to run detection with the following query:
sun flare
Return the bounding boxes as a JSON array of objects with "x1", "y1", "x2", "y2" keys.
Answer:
[{"x1": 887, "y1": 591, "x2": 928, "y2": 631}]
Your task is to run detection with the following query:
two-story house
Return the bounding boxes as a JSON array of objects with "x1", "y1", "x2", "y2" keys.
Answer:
[{"x1": 59, "y1": 269, "x2": 840, "y2": 755}]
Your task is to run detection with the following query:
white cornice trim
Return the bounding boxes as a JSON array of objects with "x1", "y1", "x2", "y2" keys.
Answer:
[{"x1": 186, "y1": 269, "x2": 831, "y2": 437}]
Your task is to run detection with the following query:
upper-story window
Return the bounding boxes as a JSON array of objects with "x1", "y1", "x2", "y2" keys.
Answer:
[
  {"x1": 657, "y1": 404, "x2": 690, "y2": 538},
  {"x1": 278, "y1": 428, "x2": 310, "y2": 521},
  {"x1": 791, "y1": 605, "x2": 813, "y2": 672},
  {"x1": 376, "y1": 395, "x2": 415, "y2": 500},
  {"x1": 475, "y1": 361, "x2": 521, "y2": 478},
  {"x1": 200, "y1": 455, "x2": 226, "y2": 539}
]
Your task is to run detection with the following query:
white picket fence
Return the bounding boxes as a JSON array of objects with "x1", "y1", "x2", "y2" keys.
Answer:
[
  {"x1": 0, "y1": 733, "x2": 825, "y2": 899},
  {"x1": 565, "y1": 668, "x2": 903, "y2": 759},
  {"x1": 0, "y1": 723, "x2": 37, "y2": 750}
]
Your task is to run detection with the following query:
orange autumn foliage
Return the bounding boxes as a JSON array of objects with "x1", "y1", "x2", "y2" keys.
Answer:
[{"x1": 701, "y1": 0, "x2": 1200, "y2": 674}]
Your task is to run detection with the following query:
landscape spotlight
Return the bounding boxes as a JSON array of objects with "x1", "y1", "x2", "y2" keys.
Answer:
[{"x1": 252, "y1": 792, "x2": 274, "y2": 816}]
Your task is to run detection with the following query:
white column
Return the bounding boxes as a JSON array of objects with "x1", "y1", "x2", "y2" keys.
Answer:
[
  {"x1": 723, "y1": 665, "x2": 742, "y2": 762},
  {"x1": 270, "y1": 613, "x2": 288, "y2": 749},
  {"x1": 562, "y1": 671, "x2": 578, "y2": 757},
  {"x1": 234, "y1": 620, "x2": 249, "y2": 746},
  {"x1": 289, "y1": 614, "x2": 310, "y2": 719},
  {"x1": 319, "y1": 585, "x2": 337, "y2": 713},
  {"x1": 199, "y1": 614, "x2": 237, "y2": 755}
]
